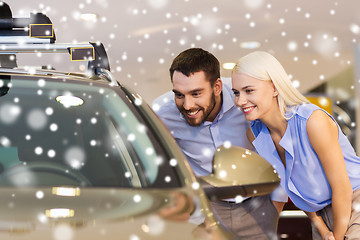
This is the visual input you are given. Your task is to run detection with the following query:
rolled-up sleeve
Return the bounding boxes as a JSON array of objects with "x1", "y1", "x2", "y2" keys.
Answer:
[{"x1": 270, "y1": 185, "x2": 288, "y2": 202}]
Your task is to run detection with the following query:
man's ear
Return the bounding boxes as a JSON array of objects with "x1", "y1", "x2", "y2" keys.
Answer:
[{"x1": 213, "y1": 78, "x2": 222, "y2": 96}]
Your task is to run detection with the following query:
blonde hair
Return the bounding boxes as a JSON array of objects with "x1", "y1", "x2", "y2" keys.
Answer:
[{"x1": 233, "y1": 51, "x2": 309, "y2": 119}]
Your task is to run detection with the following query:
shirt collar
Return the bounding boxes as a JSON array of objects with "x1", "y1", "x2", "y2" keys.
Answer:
[
  {"x1": 213, "y1": 85, "x2": 235, "y2": 121},
  {"x1": 279, "y1": 124, "x2": 294, "y2": 158},
  {"x1": 221, "y1": 84, "x2": 235, "y2": 115},
  {"x1": 252, "y1": 124, "x2": 286, "y2": 178},
  {"x1": 252, "y1": 120, "x2": 298, "y2": 189}
]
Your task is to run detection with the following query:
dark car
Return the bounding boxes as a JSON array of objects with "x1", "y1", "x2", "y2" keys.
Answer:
[{"x1": 0, "y1": 3, "x2": 280, "y2": 239}]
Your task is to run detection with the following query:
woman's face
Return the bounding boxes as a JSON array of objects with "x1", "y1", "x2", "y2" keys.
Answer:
[{"x1": 231, "y1": 72, "x2": 279, "y2": 121}]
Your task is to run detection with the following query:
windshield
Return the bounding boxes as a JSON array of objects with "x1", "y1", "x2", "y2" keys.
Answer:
[{"x1": 0, "y1": 74, "x2": 181, "y2": 188}]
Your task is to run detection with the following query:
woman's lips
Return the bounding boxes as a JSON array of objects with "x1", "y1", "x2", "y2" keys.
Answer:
[{"x1": 242, "y1": 106, "x2": 255, "y2": 114}]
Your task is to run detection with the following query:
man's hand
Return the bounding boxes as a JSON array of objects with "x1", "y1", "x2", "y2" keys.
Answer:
[{"x1": 158, "y1": 192, "x2": 195, "y2": 221}]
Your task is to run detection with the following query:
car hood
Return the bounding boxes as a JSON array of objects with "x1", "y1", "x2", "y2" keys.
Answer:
[{"x1": 0, "y1": 187, "x2": 234, "y2": 240}]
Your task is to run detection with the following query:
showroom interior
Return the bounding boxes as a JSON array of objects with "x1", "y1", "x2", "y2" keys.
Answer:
[
  {"x1": 4, "y1": 0, "x2": 359, "y2": 153},
  {"x1": 1, "y1": 0, "x2": 360, "y2": 239}
]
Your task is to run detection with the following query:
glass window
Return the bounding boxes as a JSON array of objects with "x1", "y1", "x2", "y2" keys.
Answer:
[{"x1": 0, "y1": 75, "x2": 181, "y2": 188}]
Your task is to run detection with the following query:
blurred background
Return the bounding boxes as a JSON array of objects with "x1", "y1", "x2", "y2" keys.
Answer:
[
  {"x1": 4, "y1": 0, "x2": 360, "y2": 151},
  {"x1": 3, "y1": 1, "x2": 360, "y2": 239}
]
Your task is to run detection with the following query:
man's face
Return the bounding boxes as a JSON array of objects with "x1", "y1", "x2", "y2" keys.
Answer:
[{"x1": 172, "y1": 71, "x2": 220, "y2": 126}]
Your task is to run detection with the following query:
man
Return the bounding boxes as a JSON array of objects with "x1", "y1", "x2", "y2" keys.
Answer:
[{"x1": 152, "y1": 48, "x2": 284, "y2": 239}]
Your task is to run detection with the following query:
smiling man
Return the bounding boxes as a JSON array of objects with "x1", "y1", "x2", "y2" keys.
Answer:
[
  {"x1": 152, "y1": 48, "x2": 284, "y2": 239},
  {"x1": 172, "y1": 70, "x2": 220, "y2": 126}
]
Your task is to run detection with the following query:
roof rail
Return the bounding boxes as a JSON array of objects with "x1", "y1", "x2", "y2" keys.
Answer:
[
  {"x1": 0, "y1": 2, "x2": 110, "y2": 74},
  {"x1": 0, "y1": 42, "x2": 110, "y2": 73},
  {"x1": 0, "y1": 2, "x2": 56, "y2": 44}
]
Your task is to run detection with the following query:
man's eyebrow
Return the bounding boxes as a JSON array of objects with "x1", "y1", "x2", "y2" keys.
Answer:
[
  {"x1": 172, "y1": 88, "x2": 204, "y2": 94},
  {"x1": 189, "y1": 88, "x2": 204, "y2": 93}
]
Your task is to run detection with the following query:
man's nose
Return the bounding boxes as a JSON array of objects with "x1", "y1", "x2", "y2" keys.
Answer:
[{"x1": 183, "y1": 96, "x2": 195, "y2": 110}]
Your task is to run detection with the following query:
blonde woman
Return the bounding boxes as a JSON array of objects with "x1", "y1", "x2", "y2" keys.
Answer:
[{"x1": 231, "y1": 51, "x2": 360, "y2": 240}]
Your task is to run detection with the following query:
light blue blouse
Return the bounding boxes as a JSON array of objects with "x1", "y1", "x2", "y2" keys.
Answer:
[{"x1": 251, "y1": 103, "x2": 360, "y2": 212}]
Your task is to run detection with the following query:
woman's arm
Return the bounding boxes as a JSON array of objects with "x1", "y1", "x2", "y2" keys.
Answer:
[
  {"x1": 307, "y1": 110, "x2": 353, "y2": 240},
  {"x1": 272, "y1": 201, "x2": 286, "y2": 214}
]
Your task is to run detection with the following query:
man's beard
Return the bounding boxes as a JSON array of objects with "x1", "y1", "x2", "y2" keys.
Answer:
[{"x1": 180, "y1": 94, "x2": 216, "y2": 127}]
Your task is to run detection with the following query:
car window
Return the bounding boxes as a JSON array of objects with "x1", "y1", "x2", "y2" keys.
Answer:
[{"x1": 0, "y1": 75, "x2": 181, "y2": 188}]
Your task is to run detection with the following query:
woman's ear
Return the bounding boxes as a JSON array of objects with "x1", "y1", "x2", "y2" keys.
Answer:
[
  {"x1": 213, "y1": 78, "x2": 223, "y2": 96},
  {"x1": 272, "y1": 83, "x2": 279, "y2": 97},
  {"x1": 273, "y1": 88, "x2": 279, "y2": 97},
  {"x1": 267, "y1": 71, "x2": 279, "y2": 97}
]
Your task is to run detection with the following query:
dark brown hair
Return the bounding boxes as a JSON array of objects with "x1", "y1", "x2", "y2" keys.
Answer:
[{"x1": 169, "y1": 48, "x2": 220, "y2": 86}]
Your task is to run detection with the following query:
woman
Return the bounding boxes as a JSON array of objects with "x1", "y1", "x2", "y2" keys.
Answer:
[{"x1": 231, "y1": 51, "x2": 360, "y2": 240}]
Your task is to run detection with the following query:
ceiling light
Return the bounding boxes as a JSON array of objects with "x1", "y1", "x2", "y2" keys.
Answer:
[
  {"x1": 80, "y1": 13, "x2": 98, "y2": 22},
  {"x1": 46, "y1": 208, "x2": 74, "y2": 218},
  {"x1": 239, "y1": 41, "x2": 261, "y2": 49},
  {"x1": 52, "y1": 187, "x2": 80, "y2": 197},
  {"x1": 222, "y1": 62, "x2": 236, "y2": 70},
  {"x1": 56, "y1": 95, "x2": 84, "y2": 107}
]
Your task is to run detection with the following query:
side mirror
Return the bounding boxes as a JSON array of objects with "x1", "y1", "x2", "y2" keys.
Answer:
[{"x1": 199, "y1": 145, "x2": 280, "y2": 200}]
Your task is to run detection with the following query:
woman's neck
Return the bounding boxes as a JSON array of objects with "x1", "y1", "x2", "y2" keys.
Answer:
[{"x1": 262, "y1": 110, "x2": 287, "y2": 138}]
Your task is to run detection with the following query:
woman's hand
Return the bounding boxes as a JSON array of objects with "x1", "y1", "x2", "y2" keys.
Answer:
[
  {"x1": 306, "y1": 211, "x2": 332, "y2": 239},
  {"x1": 324, "y1": 231, "x2": 335, "y2": 240}
]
